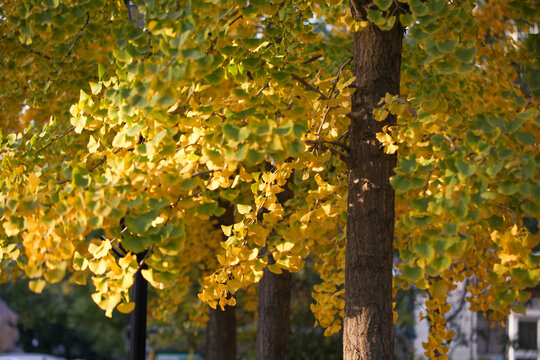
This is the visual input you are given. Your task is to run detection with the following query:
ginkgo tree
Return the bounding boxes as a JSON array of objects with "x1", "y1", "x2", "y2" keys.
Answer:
[{"x1": 0, "y1": 0, "x2": 538, "y2": 359}]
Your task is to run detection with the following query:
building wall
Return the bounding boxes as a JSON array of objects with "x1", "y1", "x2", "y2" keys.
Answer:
[
  {"x1": 0, "y1": 299, "x2": 20, "y2": 353},
  {"x1": 414, "y1": 286, "x2": 540, "y2": 360}
]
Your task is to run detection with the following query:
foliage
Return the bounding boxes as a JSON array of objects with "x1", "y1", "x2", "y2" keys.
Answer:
[
  {"x1": 377, "y1": 0, "x2": 539, "y2": 357},
  {"x1": 0, "y1": 0, "x2": 538, "y2": 358},
  {"x1": 0, "y1": 279, "x2": 127, "y2": 359}
]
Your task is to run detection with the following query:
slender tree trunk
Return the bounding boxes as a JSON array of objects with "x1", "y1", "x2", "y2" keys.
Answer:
[
  {"x1": 344, "y1": 3, "x2": 404, "y2": 359},
  {"x1": 256, "y1": 255, "x2": 291, "y2": 360},
  {"x1": 206, "y1": 203, "x2": 237, "y2": 360},
  {"x1": 206, "y1": 306, "x2": 237, "y2": 360}
]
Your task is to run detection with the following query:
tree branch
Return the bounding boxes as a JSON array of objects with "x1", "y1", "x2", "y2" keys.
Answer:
[
  {"x1": 290, "y1": 74, "x2": 329, "y2": 100},
  {"x1": 305, "y1": 139, "x2": 350, "y2": 152},
  {"x1": 191, "y1": 169, "x2": 216, "y2": 178},
  {"x1": 329, "y1": 57, "x2": 353, "y2": 99},
  {"x1": 36, "y1": 126, "x2": 75, "y2": 154},
  {"x1": 301, "y1": 54, "x2": 323, "y2": 64},
  {"x1": 56, "y1": 148, "x2": 122, "y2": 185},
  {"x1": 422, "y1": 166, "x2": 438, "y2": 195},
  {"x1": 444, "y1": 135, "x2": 458, "y2": 151},
  {"x1": 63, "y1": 14, "x2": 90, "y2": 62}
]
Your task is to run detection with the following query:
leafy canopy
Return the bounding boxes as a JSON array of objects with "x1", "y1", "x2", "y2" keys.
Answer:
[{"x1": 0, "y1": 0, "x2": 538, "y2": 358}]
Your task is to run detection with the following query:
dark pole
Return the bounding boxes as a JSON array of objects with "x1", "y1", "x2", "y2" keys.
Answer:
[{"x1": 130, "y1": 253, "x2": 148, "y2": 360}]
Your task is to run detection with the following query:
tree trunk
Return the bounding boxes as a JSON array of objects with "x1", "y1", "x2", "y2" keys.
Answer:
[
  {"x1": 344, "y1": 3, "x2": 404, "y2": 359},
  {"x1": 206, "y1": 203, "x2": 237, "y2": 360},
  {"x1": 206, "y1": 306, "x2": 237, "y2": 360},
  {"x1": 256, "y1": 256, "x2": 291, "y2": 360}
]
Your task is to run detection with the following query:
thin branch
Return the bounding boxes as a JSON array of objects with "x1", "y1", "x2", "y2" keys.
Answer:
[
  {"x1": 304, "y1": 139, "x2": 350, "y2": 164},
  {"x1": 228, "y1": 14, "x2": 243, "y2": 27},
  {"x1": 286, "y1": 100, "x2": 294, "y2": 111},
  {"x1": 36, "y1": 126, "x2": 75, "y2": 154},
  {"x1": 337, "y1": 129, "x2": 349, "y2": 142},
  {"x1": 64, "y1": 14, "x2": 90, "y2": 61},
  {"x1": 301, "y1": 54, "x2": 323, "y2": 64},
  {"x1": 110, "y1": 244, "x2": 126, "y2": 258},
  {"x1": 496, "y1": 205, "x2": 517, "y2": 224},
  {"x1": 329, "y1": 147, "x2": 349, "y2": 164},
  {"x1": 191, "y1": 169, "x2": 215, "y2": 178},
  {"x1": 305, "y1": 139, "x2": 350, "y2": 152},
  {"x1": 395, "y1": 98, "x2": 418, "y2": 118},
  {"x1": 524, "y1": 96, "x2": 532, "y2": 110},
  {"x1": 316, "y1": 57, "x2": 353, "y2": 136},
  {"x1": 178, "y1": 140, "x2": 199, "y2": 151},
  {"x1": 255, "y1": 79, "x2": 271, "y2": 97},
  {"x1": 103, "y1": 235, "x2": 127, "y2": 258},
  {"x1": 317, "y1": 106, "x2": 332, "y2": 135},
  {"x1": 290, "y1": 74, "x2": 329, "y2": 100},
  {"x1": 422, "y1": 166, "x2": 438, "y2": 195},
  {"x1": 89, "y1": 148, "x2": 122, "y2": 172},
  {"x1": 138, "y1": 244, "x2": 154, "y2": 267},
  {"x1": 444, "y1": 135, "x2": 458, "y2": 151},
  {"x1": 30, "y1": 50, "x2": 53, "y2": 61},
  {"x1": 328, "y1": 57, "x2": 352, "y2": 98},
  {"x1": 56, "y1": 148, "x2": 122, "y2": 185},
  {"x1": 446, "y1": 279, "x2": 469, "y2": 322}
]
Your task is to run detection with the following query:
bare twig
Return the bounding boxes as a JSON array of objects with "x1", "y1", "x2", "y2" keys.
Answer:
[
  {"x1": 444, "y1": 135, "x2": 458, "y2": 151},
  {"x1": 477, "y1": 146, "x2": 495, "y2": 166},
  {"x1": 64, "y1": 14, "x2": 90, "y2": 61},
  {"x1": 316, "y1": 57, "x2": 353, "y2": 136},
  {"x1": 191, "y1": 169, "x2": 215, "y2": 178},
  {"x1": 30, "y1": 50, "x2": 53, "y2": 61},
  {"x1": 290, "y1": 74, "x2": 329, "y2": 100},
  {"x1": 228, "y1": 14, "x2": 243, "y2": 27},
  {"x1": 36, "y1": 126, "x2": 75, "y2": 154},
  {"x1": 337, "y1": 129, "x2": 349, "y2": 141},
  {"x1": 56, "y1": 148, "x2": 122, "y2": 185},
  {"x1": 446, "y1": 280, "x2": 469, "y2": 323},
  {"x1": 317, "y1": 106, "x2": 332, "y2": 135},
  {"x1": 301, "y1": 54, "x2": 323, "y2": 64},
  {"x1": 138, "y1": 244, "x2": 154, "y2": 267},
  {"x1": 255, "y1": 79, "x2": 271, "y2": 97},
  {"x1": 329, "y1": 147, "x2": 350, "y2": 164},
  {"x1": 496, "y1": 205, "x2": 517, "y2": 224},
  {"x1": 89, "y1": 148, "x2": 122, "y2": 172},
  {"x1": 422, "y1": 166, "x2": 438, "y2": 195},
  {"x1": 395, "y1": 98, "x2": 418, "y2": 118},
  {"x1": 328, "y1": 57, "x2": 353, "y2": 98},
  {"x1": 524, "y1": 96, "x2": 532, "y2": 110},
  {"x1": 305, "y1": 139, "x2": 350, "y2": 152}
]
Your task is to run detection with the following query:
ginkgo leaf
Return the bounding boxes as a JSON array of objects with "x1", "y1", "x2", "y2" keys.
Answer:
[
  {"x1": 72, "y1": 167, "x2": 90, "y2": 188},
  {"x1": 237, "y1": 204, "x2": 252, "y2": 215},
  {"x1": 125, "y1": 210, "x2": 159, "y2": 234},
  {"x1": 29, "y1": 279, "x2": 46, "y2": 294},
  {"x1": 117, "y1": 302, "x2": 135, "y2": 314}
]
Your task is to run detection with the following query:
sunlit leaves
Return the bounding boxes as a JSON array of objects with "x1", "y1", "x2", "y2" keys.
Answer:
[
  {"x1": 125, "y1": 210, "x2": 159, "y2": 234},
  {"x1": 0, "y1": 0, "x2": 537, "y2": 351},
  {"x1": 383, "y1": 0, "x2": 540, "y2": 355}
]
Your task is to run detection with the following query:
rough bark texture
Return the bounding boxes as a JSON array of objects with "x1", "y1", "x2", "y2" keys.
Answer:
[
  {"x1": 344, "y1": 3, "x2": 404, "y2": 359},
  {"x1": 206, "y1": 306, "x2": 237, "y2": 360},
  {"x1": 206, "y1": 203, "x2": 237, "y2": 360},
  {"x1": 256, "y1": 256, "x2": 292, "y2": 360}
]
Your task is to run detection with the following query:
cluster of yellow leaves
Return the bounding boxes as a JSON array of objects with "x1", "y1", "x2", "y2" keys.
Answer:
[
  {"x1": 421, "y1": 293, "x2": 454, "y2": 359},
  {"x1": 0, "y1": 0, "x2": 537, "y2": 354},
  {"x1": 0, "y1": 0, "x2": 356, "y2": 327},
  {"x1": 380, "y1": 0, "x2": 540, "y2": 354}
]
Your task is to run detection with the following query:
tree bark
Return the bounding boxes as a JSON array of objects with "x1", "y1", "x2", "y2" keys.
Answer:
[
  {"x1": 206, "y1": 306, "x2": 237, "y2": 360},
  {"x1": 344, "y1": 3, "x2": 404, "y2": 359},
  {"x1": 256, "y1": 255, "x2": 291, "y2": 360},
  {"x1": 206, "y1": 203, "x2": 237, "y2": 360}
]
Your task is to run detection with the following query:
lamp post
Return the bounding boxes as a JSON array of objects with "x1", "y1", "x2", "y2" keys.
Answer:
[{"x1": 130, "y1": 252, "x2": 148, "y2": 360}]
